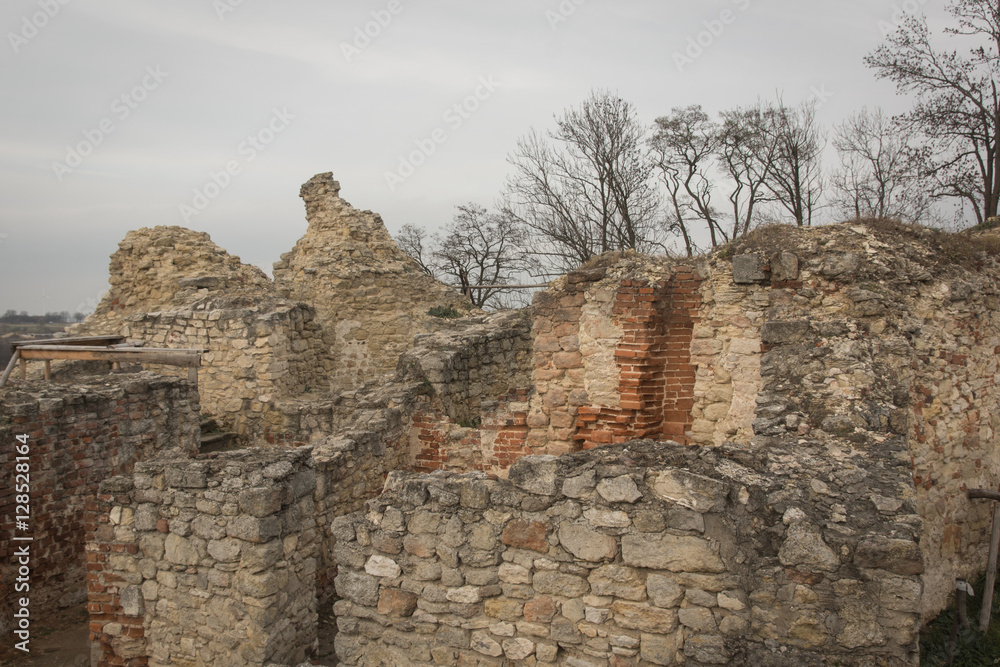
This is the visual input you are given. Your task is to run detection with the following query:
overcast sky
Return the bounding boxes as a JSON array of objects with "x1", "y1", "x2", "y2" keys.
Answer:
[{"x1": 0, "y1": 0, "x2": 955, "y2": 314}]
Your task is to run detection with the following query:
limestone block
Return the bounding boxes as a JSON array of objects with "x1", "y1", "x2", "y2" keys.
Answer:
[
  {"x1": 589, "y1": 565, "x2": 646, "y2": 601},
  {"x1": 558, "y1": 521, "x2": 618, "y2": 561},
  {"x1": 508, "y1": 455, "x2": 560, "y2": 495},
  {"x1": 611, "y1": 602, "x2": 678, "y2": 633},
  {"x1": 596, "y1": 475, "x2": 642, "y2": 503},
  {"x1": 335, "y1": 570, "x2": 380, "y2": 606},
  {"x1": 778, "y1": 523, "x2": 840, "y2": 572},
  {"x1": 854, "y1": 536, "x2": 924, "y2": 576},
  {"x1": 533, "y1": 571, "x2": 590, "y2": 597},
  {"x1": 732, "y1": 254, "x2": 767, "y2": 283},
  {"x1": 648, "y1": 468, "x2": 728, "y2": 513},
  {"x1": 622, "y1": 534, "x2": 724, "y2": 572}
]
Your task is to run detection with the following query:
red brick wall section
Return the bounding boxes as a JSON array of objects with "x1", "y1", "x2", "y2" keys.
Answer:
[
  {"x1": 0, "y1": 376, "x2": 197, "y2": 640},
  {"x1": 410, "y1": 388, "x2": 531, "y2": 474},
  {"x1": 85, "y1": 484, "x2": 146, "y2": 667},
  {"x1": 575, "y1": 271, "x2": 702, "y2": 449}
]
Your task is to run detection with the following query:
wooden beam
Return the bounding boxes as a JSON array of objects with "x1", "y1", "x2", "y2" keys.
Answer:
[
  {"x1": 17, "y1": 346, "x2": 201, "y2": 367},
  {"x1": 10, "y1": 335, "x2": 126, "y2": 349},
  {"x1": 44, "y1": 360, "x2": 51, "y2": 381},
  {"x1": 982, "y1": 503, "x2": 1000, "y2": 632},
  {"x1": 970, "y1": 489, "x2": 1000, "y2": 631},
  {"x1": 459, "y1": 284, "x2": 549, "y2": 290},
  {"x1": 0, "y1": 349, "x2": 20, "y2": 388},
  {"x1": 19, "y1": 357, "x2": 26, "y2": 380}
]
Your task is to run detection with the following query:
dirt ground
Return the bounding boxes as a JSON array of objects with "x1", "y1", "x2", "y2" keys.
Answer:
[
  {"x1": 0, "y1": 604, "x2": 90, "y2": 667},
  {"x1": 0, "y1": 600, "x2": 338, "y2": 667}
]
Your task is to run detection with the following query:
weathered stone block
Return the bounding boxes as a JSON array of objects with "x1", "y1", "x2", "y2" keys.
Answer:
[
  {"x1": 854, "y1": 536, "x2": 924, "y2": 575},
  {"x1": 238, "y1": 487, "x2": 282, "y2": 518},
  {"x1": 335, "y1": 570, "x2": 380, "y2": 607},
  {"x1": 649, "y1": 469, "x2": 727, "y2": 513},
  {"x1": 501, "y1": 519, "x2": 548, "y2": 552},
  {"x1": 732, "y1": 254, "x2": 767, "y2": 283},
  {"x1": 589, "y1": 565, "x2": 646, "y2": 601},
  {"x1": 508, "y1": 456, "x2": 559, "y2": 495},
  {"x1": 622, "y1": 534, "x2": 724, "y2": 572},
  {"x1": 226, "y1": 515, "x2": 280, "y2": 543},
  {"x1": 533, "y1": 571, "x2": 590, "y2": 597},
  {"x1": 558, "y1": 522, "x2": 617, "y2": 562},
  {"x1": 378, "y1": 588, "x2": 418, "y2": 617},
  {"x1": 760, "y1": 320, "x2": 811, "y2": 344},
  {"x1": 778, "y1": 523, "x2": 840, "y2": 572},
  {"x1": 596, "y1": 476, "x2": 643, "y2": 503},
  {"x1": 611, "y1": 602, "x2": 678, "y2": 633}
]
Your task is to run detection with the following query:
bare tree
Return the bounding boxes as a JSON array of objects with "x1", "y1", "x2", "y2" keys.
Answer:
[
  {"x1": 502, "y1": 90, "x2": 663, "y2": 273},
  {"x1": 830, "y1": 107, "x2": 932, "y2": 221},
  {"x1": 761, "y1": 99, "x2": 825, "y2": 226},
  {"x1": 718, "y1": 102, "x2": 778, "y2": 238},
  {"x1": 432, "y1": 204, "x2": 530, "y2": 309},
  {"x1": 650, "y1": 106, "x2": 724, "y2": 251},
  {"x1": 395, "y1": 206, "x2": 530, "y2": 310},
  {"x1": 866, "y1": 0, "x2": 1000, "y2": 224},
  {"x1": 396, "y1": 224, "x2": 434, "y2": 275}
]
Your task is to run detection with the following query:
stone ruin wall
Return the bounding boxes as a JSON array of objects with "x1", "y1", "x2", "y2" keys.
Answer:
[
  {"x1": 69, "y1": 173, "x2": 476, "y2": 446},
  {"x1": 114, "y1": 300, "x2": 328, "y2": 444},
  {"x1": 7, "y1": 178, "x2": 1000, "y2": 667},
  {"x1": 86, "y1": 448, "x2": 318, "y2": 667},
  {"x1": 396, "y1": 312, "x2": 535, "y2": 474},
  {"x1": 332, "y1": 440, "x2": 923, "y2": 667},
  {"x1": 0, "y1": 374, "x2": 198, "y2": 638},
  {"x1": 272, "y1": 173, "x2": 475, "y2": 394},
  {"x1": 79, "y1": 226, "x2": 273, "y2": 328}
]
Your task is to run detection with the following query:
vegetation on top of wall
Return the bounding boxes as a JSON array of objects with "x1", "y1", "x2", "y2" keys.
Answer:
[
  {"x1": 724, "y1": 219, "x2": 1000, "y2": 274},
  {"x1": 427, "y1": 305, "x2": 463, "y2": 319}
]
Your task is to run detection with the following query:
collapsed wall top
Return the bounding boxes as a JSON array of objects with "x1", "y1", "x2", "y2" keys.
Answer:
[
  {"x1": 273, "y1": 172, "x2": 475, "y2": 392},
  {"x1": 81, "y1": 225, "x2": 273, "y2": 327}
]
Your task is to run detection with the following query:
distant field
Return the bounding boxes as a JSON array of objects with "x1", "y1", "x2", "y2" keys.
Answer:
[
  {"x1": 0, "y1": 323, "x2": 68, "y2": 335},
  {"x1": 0, "y1": 323, "x2": 67, "y2": 367}
]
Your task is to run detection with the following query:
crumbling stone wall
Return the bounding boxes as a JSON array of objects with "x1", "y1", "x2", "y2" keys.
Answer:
[
  {"x1": 116, "y1": 297, "x2": 327, "y2": 443},
  {"x1": 712, "y1": 222, "x2": 1000, "y2": 619},
  {"x1": 79, "y1": 226, "x2": 272, "y2": 328},
  {"x1": 0, "y1": 374, "x2": 198, "y2": 638},
  {"x1": 333, "y1": 439, "x2": 922, "y2": 666},
  {"x1": 525, "y1": 257, "x2": 752, "y2": 455},
  {"x1": 396, "y1": 312, "x2": 535, "y2": 474},
  {"x1": 273, "y1": 173, "x2": 474, "y2": 393},
  {"x1": 68, "y1": 225, "x2": 329, "y2": 444},
  {"x1": 65, "y1": 174, "x2": 482, "y2": 445},
  {"x1": 86, "y1": 448, "x2": 318, "y2": 667}
]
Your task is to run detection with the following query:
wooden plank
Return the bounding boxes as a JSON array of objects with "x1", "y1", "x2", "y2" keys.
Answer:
[
  {"x1": 981, "y1": 503, "x2": 1000, "y2": 631},
  {"x1": 10, "y1": 335, "x2": 125, "y2": 349},
  {"x1": 16, "y1": 345, "x2": 198, "y2": 354},
  {"x1": 19, "y1": 358, "x2": 26, "y2": 380},
  {"x1": 188, "y1": 367, "x2": 198, "y2": 383},
  {"x1": 461, "y1": 284, "x2": 549, "y2": 290},
  {"x1": 0, "y1": 349, "x2": 20, "y2": 388},
  {"x1": 18, "y1": 347, "x2": 201, "y2": 366},
  {"x1": 44, "y1": 360, "x2": 51, "y2": 381}
]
